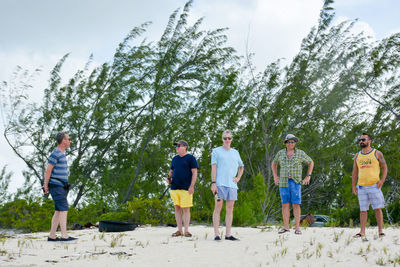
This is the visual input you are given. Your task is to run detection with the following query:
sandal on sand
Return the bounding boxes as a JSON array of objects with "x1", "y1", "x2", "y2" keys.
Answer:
[
  {"x1": 184, "y1": 232, "x2": 192, "y2": 237},
  {"x1": 294, "y1": 230, "x2": 302, "y2": 235},
  {"x1": 278, "y1": 228, "x2": 290, "y2": 234},
  {"x1": 172, "y1": 231, "x2": 182, "y2": 237},
  {"x1": 379, "y1": 232, "x2": 385, "y2": 237},
  {"x1": 353, "y1": 233, "x2": 365, "y2": 238}
]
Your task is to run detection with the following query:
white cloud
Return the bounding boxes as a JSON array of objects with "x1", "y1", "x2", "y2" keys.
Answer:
[
  {"x1": 334, "y1": 16, "x2": 376, "y2": 41},
  {"x1": 188, "y1": 0, "x2": 323, "y2": 70}
]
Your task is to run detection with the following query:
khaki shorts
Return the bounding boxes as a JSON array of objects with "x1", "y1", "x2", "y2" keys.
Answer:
[{"x1": 170, "y1": 190, "x2": 193, "y2": 208}]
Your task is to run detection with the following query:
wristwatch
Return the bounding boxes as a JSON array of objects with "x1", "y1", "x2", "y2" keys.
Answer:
[{"x1": 306, "y1": 174, "x2": 311, "y2": 177}]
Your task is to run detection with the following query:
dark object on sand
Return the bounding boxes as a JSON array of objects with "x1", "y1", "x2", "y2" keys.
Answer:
[
  {"x1": 99, "y1": 220, "x2": 137, "y2": 232},
  {"x1": 84, "y1": 222, "x2": 95, "y2": 228},
  {"x1": 167, "y1": 223, "x2": 177, "y2": 227},
  {"x1": 300, "y1": 213, "x2": 316, "y2": 226},
  {"x1": 72, "y1": 223, "x2": 83, "y2": 230},
  {"x1": 299, "y1": 214, "x2": 332, "y2": 227}
]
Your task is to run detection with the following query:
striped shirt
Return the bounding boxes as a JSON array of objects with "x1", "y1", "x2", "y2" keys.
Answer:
[
  {"x1": 48, "y1": 148, "x2": 69, "y2": 186},
  {"x1": 273, "y1": 148, "x2": 312, "y2": 187}
]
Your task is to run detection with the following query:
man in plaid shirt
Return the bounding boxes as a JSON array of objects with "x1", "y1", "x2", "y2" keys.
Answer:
[{"x1": 272, "y1": 134, "x2": 314, "y2": 235}]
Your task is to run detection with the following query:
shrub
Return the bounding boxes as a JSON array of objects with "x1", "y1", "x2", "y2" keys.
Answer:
[
  {"x1": 98, "y1": 211, "x2": 133, "y2": 222},
  {"x1": 0, "y1": 198, "x2": 53, "y2": 232},
  {"x1": 69, "y1": 202, "x2": 110, "y2": 225},
  {"x1": 233, "y1": 174, "x2": 269, "y2": 226},
  {"x1": 95, "y1": 197, "x2": 176, "y2": 225}
]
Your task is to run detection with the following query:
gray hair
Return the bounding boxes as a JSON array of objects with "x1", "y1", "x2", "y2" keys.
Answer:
[
  {"x1": 222, "y1": 130, "x2": 232, "y2": 138},
  {"x1": 56, "y1": 131, "x2": 68, "y2": 144}
]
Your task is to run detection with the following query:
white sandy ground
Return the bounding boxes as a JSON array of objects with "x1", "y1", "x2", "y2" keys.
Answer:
[{"x1": 0, "y1": 225, "x2": 399, "y2": 267}]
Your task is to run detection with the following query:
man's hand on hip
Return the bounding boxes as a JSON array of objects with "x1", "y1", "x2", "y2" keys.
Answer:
[{"x1": 302, "y1": 176, "x2": 311, "y2": 185}]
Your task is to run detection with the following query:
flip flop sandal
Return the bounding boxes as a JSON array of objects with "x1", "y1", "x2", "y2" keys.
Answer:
[
  {"x1": 278, "y1": 228, "x2": 290, "y2": 234},
  {"x1": 172, "y1": 231, "x2": 182, "y2": 237},
  {"x1": 379, "y1": 233, "x2": 385, "y2": 237},
  {"x1": 295, "y1": 230, "x2": 302, "y2": 235},
  {"x1": 353, "y1": 233, "x2": 364, "y2": 238},
  {"x1": 184, "y1": 232, "x2": 192, "y2": 237}
]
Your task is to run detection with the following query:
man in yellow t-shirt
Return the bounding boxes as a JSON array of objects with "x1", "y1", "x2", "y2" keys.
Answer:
[{"x1": 352, "y1": 133, "x2": 387, "y2": 239}]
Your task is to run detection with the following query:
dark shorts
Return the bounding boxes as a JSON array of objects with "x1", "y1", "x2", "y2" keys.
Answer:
[{"x1": 49, "y1": 184, "x2": 69, "y2": 211}]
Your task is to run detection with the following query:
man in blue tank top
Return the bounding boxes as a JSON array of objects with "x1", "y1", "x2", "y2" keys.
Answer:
[{"x1": 43, "y1": 132, "x2": 77, "y2": 242}]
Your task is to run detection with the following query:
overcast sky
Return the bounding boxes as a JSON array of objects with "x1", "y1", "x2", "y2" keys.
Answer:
[{"x1": 1, "y1": 0, "x2": 399, "y2": 192}]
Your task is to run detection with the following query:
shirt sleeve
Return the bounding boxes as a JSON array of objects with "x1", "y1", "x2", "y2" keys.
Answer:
[
  {"x1": 237, "y1": 151, "x2": 244, "y2": 167},
  {"x1": 211, "y1": 149, "x2": 218, "y2": 165},
  {"x1": 301, "y1": 151, "x2": 312, "y2": 164},
  {"x1": 272, "y1": 150, "x2": 280, "y2": 164},
  {"x1": 190, "y1": 155, "x2": 199, "y2": 169},
  {"x1": 48, "y1": 151, "x2": 58, "y2": 166}
]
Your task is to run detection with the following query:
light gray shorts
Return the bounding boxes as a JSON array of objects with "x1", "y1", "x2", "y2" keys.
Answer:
[
  {"x1": 216, "y1": 186, "x2": 237, "y2": 201},
  {"x1": 357, "y1": 184, "x2": 385, "y2": 211}
]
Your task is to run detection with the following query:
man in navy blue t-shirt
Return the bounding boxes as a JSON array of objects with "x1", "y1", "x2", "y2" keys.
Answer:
[{"x1": 166, "y1": 140, "x2": 199, "y2": 237}]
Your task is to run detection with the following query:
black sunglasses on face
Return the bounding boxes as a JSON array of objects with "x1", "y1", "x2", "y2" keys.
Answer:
[
  {"x1": 286, "y1": 141, "x2": 296, "y2": 144},
  {"x1": 175, "y1": 144, "x2": 185, "y2": 147},
  {"x1": 223, "y1": 137, "x2": 232, "y2": 140},
  {"x1": 358, "y1": 138, "x2": 368, "y2": 142}
]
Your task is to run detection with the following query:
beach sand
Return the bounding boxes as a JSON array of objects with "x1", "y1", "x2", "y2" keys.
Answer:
[{"x1": 1, "y1": 225, "x2": 399, "y2": 266}]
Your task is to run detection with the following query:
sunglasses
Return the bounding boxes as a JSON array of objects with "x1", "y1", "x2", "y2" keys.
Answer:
[
  {"x1": 358, "y1": 138, "x2": 368, "y2": 142},
  {"x1": 175, "y1": 144, "x2": 185, "y2": 147},
  {"x1": 223, "y1": 137, "x2": 232, "y2": 140},
  {"x1": 286, "y1": 141, "x2": 296, "y2": 144}
]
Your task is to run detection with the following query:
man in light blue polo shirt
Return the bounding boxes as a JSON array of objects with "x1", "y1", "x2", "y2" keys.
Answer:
[{"x1": 211, "y1": 130, "x2": 244, "y2": 241}]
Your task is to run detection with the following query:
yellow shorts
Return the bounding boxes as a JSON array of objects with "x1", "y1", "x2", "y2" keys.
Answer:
[{"x1": 170, "y1": 190, "x2": 193, "y2": 208}]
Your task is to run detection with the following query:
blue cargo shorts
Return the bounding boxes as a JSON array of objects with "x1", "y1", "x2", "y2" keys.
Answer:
[
  {"x1": 279, "y1": 179, "x2": 301, "y2": 205},
  {"x1": 49, "y1": 184, "x2": 69, "y2": 211}
]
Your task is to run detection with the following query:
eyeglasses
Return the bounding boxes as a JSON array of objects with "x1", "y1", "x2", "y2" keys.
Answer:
[
  {"x1": 358, "y1": 138, "x2": 368, "y2": 142},
  {"x1": 286, "y1": 141, "x2": 296, "y2": 144},
  {"x1": 223, "y1": 137, "x2": 232, "y2": 140},
  {"x1": 175, "y1": 144, "x2": 185, "y2": 147}
]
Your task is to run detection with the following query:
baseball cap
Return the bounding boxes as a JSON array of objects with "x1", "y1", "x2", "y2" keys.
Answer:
[
  {"x1": 173, "y1": 140, "x2": 189, "y2": 147},
  {"x1": 284, "y1": 134, "x2": 298, "y2": 143}
]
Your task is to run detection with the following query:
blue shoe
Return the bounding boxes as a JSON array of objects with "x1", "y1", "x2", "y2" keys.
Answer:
[
  {"x1": 60, "y1": 236, "x2": 78, "y2": 241},
  {"x1": 214, "y1": 236, "x2": 221, "y2": 241},
  {"x1": 225, "y1": 235, "x2": 239, "y2": 241}
]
